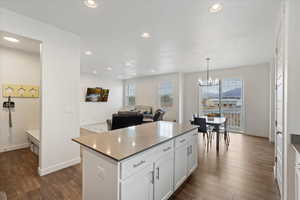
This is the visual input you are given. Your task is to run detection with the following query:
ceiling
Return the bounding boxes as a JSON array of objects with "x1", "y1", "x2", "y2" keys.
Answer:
[
  {"x1": 0, "y1": 31, "x2": 41, "y2": 54},
  {"x1": 0, "y1": 0, "x2": 280, "y2": 79}
]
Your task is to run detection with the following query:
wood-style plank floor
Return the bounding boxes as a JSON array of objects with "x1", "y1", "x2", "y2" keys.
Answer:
[{"x1": 0, "y1": 133, "x2": 280, "y2": 200}]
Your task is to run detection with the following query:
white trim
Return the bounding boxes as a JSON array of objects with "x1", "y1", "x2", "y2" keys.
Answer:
[
  {"x1": 38, "y1": 157, "x2": 81, "y2": 176},
  {"x1": 0, "y1": 143, "x2": 30, "y2": 153}
]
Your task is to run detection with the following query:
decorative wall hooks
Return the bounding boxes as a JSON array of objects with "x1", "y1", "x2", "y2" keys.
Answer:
[{"x1": 2, "y1": 84, "x2": 40, "y2": 98}]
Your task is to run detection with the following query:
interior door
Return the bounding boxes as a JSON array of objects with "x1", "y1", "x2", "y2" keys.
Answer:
[{"x1": 274, "y1": 20, "x2": 285, "y2": 197}]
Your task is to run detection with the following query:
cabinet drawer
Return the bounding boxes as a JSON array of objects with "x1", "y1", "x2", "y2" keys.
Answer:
[
  {"x1": 175, "y1": 133, "x2": 190, "y2": 148},
  {"x1": 153, "y1": 140, "x2": 174, "y2": 157},
  {"x1": 120, "y1": 150, "x2": 154, "y2": 180}
]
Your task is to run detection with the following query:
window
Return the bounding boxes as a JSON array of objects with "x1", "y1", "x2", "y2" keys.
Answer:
[
  {"x1": 221, "y1": 79, "x2": 244, "y2": 131},
  {"x1": 125, "y1": 83, "x2": 136, "y2": 106},
  {"x1": 159, "y1": 81, "x2": 173, "y2": 108},
  {"x1": 200, "y1": 78, "x2": 244, "y2": 131}
]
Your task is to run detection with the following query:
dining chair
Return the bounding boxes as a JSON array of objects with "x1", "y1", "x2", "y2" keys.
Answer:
[
  {"x1": 218, "y1": 119, "x2": 230, "y2": 146},
  {"x1": 192, "y1": 117, "x2": 213, "y2": 143}
]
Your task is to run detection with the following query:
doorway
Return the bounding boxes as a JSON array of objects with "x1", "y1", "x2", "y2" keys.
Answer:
[{"x1": 0, "y1": 31, "x2": 42, "y2": 173}]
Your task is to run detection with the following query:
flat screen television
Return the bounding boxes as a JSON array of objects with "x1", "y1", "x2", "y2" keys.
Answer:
[{"x1": 85, "y1": 87, "x2": 109, "y2": 102}]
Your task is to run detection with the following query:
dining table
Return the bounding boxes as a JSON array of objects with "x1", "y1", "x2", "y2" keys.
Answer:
[{"x1": 192, "y1": 115, "x2": 227, "y2": 152}]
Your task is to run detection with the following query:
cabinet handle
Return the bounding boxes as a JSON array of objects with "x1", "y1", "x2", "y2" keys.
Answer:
[
  {"x1": 193, "y1": 133, "x2": 198, "y2": 136},
  {"x1": 151, "y1": 171, "x2": 154, "y2": 184},
  {"x1": 133, "y1": 160, "x2": 146, "y2": 168},
  {"x1": 180, "y1": 139, "x2": 186, "y2": 143},
  {"x1": 163, "y1": 146, "x2": 171, "y2": 152},
  {"x1": 190, "y1": 145, "x2": 193, "y2": 154},
  {"x1": 156, "y1": 167, "x2": 160, "y2": 180},
  {"x1": 187, "y1": 145, "x2": 192, "y2": 156}
]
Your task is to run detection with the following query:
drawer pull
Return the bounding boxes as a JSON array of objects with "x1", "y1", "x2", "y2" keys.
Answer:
[
  {"x1": 163, "y1": 147, "x2": 171, "y2": 152},
  {"x1": 180, "y1": 139, "x2": 186, "y2": 143},
  {"x1": 133, "y1": 160, "x2": 146, "y2": 168},
  {"x1": 193, "y1": 133, "x2": 198, "y2": 136}
]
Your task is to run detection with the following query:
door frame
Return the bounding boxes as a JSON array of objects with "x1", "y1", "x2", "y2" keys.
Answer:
[{"x1": 273, "y1": 1, "x2": 288, "y2": 199}]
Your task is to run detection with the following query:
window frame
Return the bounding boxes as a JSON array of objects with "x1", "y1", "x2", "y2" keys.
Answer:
[
  {"x1": 125, "y1": 83, "x2": 136, "y2": 106},
  {"x1": 158, "y1": 80, "x2": 174, "y2": 108}
]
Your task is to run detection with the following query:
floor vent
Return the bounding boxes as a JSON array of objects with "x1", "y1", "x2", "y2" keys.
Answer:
[{"x1": 0, "y1": 192, "x2": 7, "y2": 200}]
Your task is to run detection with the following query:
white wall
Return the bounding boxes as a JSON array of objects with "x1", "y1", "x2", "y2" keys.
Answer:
[
  {"x1": 287, "y1": 0, "x2": 300, "y2": 134},
  {"x1": 0, "y1": 8, "x2": 81, "y2": 175},
  {"x1": 80, "y1": 74, "x2": 123, "y2": 125},
  {"x1": 124, "y1": 73, "x2": 180, "y2": 122},
  {"x1": 183, "y1": 63, "x2": 271, "y2": 138},
  {"x1": 0, "y1": 47, "x2": 40, "y2": 150}
]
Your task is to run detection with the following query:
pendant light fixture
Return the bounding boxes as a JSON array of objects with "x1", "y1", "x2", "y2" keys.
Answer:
[{"x1": 198, "y1": 58, "x2": 219, "y2": 86}]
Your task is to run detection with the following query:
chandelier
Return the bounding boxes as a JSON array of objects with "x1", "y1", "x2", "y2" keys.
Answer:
[{"x1": 198, "y1": 58, "x2": 219, "y2": 86}]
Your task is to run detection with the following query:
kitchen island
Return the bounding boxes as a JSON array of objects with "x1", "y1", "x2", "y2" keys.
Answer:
[{"x1": 73, "y1": 121, "x2": 198, "y2": 200}]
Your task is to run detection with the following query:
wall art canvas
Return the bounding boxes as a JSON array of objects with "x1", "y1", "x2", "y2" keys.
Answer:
[{"x1": 85, "y1": 87, "x2": 109, "y2": 102}]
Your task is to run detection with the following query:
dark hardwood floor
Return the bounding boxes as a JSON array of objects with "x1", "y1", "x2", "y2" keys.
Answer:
[{"x1": 0, "y1": 133, "x2": 280, "y2": 200}]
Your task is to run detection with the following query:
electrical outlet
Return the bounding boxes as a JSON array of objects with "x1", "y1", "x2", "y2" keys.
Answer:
[{"x1": 97, "y1": 165, "x2": 105, "y2": 180}]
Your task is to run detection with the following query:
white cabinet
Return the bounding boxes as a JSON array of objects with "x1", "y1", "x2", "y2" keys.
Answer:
[
  {"x1": 154, "y1": 151, "x2": 174, "y2": 200},
  {"x1": 174, "y1": 131, "x2": 199, "y2": 190},
  {"x1": 121, "y1": 164, "x2": 154, "y2": 200},
  {"x1": 296, "y1": 167, "x2": 300, "y2": 200},
  {"x1": 188, "y1": 133, "x2": 198, "y2": 175},
  {"x1": 81, "y1": 130, "x2": 198, "y2": 200},
  {"x1": 174, "y1": 144, "x2": 188, "y2": 190}
]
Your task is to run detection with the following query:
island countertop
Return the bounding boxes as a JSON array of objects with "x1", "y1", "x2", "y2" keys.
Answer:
[{"x1": 73, "y1": 121, "x2": 197, "y2": 161}]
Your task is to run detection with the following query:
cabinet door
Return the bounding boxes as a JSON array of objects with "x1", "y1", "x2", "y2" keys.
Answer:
[
  {"x1": 154, "y1": 152, "x2": 174, "y2": 200},
  {"x1": 121, "y1": 164, "x2": 154, "y2": 200},
  {"x1": 174, "y1": 144, "x2": 188, "y2": 190},
  {"x1": 296, "y1": 168, "x2": 300, "y2": 200},
  {"x1": 188, "y1": 133, "x2": 198, "y2": 175}
]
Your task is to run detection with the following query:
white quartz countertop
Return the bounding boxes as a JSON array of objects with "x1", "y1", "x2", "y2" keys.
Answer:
[{"x1": 73, "y1": 121, "x2": 197, "y2": 161}]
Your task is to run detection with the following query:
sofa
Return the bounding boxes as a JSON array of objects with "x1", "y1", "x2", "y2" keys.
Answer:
[
  {"x1": 109, "y1": 112, "x2": 143, "y2": 130},
  {"x1": 133, "y1": 105, "x2": 153, "y2": 115}
]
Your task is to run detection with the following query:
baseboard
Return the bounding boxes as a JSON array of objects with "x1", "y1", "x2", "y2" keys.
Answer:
[
  {"x1": 38, "y1": 157, "x2": 81, "y2": 176},
  {"x1": 0, "y1": 143, "x2": 29, "y2": 153}
]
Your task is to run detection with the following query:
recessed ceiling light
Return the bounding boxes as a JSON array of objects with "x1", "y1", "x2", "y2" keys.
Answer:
[
  {"x1": 151, "y1": 69, "x2": 156, "y2": 73},
  {"x1": 125, "y1": 62, "x2": 132, "y2": 67},
  {"x1": 84, "y1": 0, "x2": 98, "y2": 8},
  {"x1": 3, "y1": 37, "x2": 19, "y2": 43},
  {"x1": 106, "y1": 67, "x2": 112, "y2": 71},
  {"x1": 117, "y1": 75, "x2": 123, "y2": 79},
  {"x1": 141, "y1": 32, "x2": 151, "y2": 39},
  {"x1": 85, "y1": 51, "x2": 92, "y2": 55},
  {"x1": 92, "y1": 70, "x2": 97, "y2": 74},
  {"x1": 209, "y1": 3, "x2": 223, "y2": 13}
]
